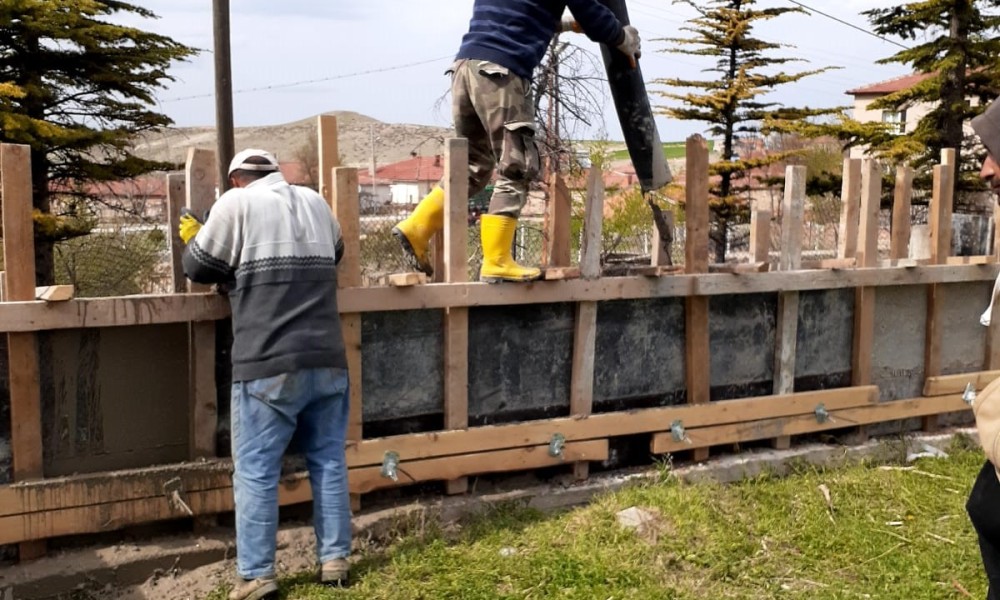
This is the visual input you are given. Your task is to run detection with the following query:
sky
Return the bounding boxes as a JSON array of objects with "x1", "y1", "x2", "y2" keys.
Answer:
[{"x1": 122, "y1": 0, "x2": 907, "y2": 144}]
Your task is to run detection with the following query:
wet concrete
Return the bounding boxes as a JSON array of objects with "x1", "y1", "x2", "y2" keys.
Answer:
[
  {"x1": 939, "y1": 281, "x2": 991, "y2": 376},
  {"x1": 872, "y1": 285, "x2": 927, "y2": 402},
  {"x1": 795, "y1": 289, "x2": 854, "y2": 391},
  {"x1": 709, "y1": 293, "x2": 777, "y2": 400}
]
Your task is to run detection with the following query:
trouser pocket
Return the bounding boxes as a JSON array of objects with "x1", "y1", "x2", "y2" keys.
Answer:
[{"x1": 499, "y1": 121, "x2": 540, "y2": 182}]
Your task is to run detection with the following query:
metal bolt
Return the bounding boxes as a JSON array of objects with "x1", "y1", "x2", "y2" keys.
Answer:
[
  {"x1": 548, "y1": 433, "x2": 566, "y2": 459},
  {"x1": 381, "y1": 451, "x2": 400, "y2": 482},
  {"x1": 963, "y1": 382, "x2": 977, "y2": 405},
  {"x1": 671, "y1": 420, "x2": 691, "y2": 444},
  {"x1": 815, "y1": 403, "x2": 830, "y2": 424}
]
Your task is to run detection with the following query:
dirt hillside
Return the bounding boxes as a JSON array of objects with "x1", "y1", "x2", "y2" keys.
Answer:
[{"x1": 129, "y1": 111, "x2": 452, "y2": 169}]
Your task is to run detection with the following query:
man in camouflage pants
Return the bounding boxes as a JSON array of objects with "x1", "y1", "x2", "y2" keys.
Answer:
[{"x1": 393, "y1": 0, "x2": 641, "y2": 282}]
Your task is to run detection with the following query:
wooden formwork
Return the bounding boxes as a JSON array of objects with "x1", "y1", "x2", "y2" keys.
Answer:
[{"x1": 0, "y1": 126, "x2": 997, "y2": 555}]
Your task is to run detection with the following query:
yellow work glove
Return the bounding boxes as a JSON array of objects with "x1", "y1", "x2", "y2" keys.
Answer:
[{"x1": 179, "y1": 210, "x2": 203, "y2": 244}]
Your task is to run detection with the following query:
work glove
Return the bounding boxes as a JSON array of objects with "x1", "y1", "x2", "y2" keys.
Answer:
[
  {"x1": 616, "y1": 25, "x2": 641, "y2": 68},
  {"x1": 178, "y1": 208, "x2": 204, "y2": 245},
  {"x1": 559, "y1": 14, "x2": 582, "y2": 34}
]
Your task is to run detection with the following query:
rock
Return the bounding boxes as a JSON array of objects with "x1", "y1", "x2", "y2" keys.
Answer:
[{"x1": 616, "y1": 507, "x2": 656, "y2": 532}]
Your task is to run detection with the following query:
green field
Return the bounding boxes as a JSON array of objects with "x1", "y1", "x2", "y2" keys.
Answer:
[
  {"x1": 610, "y1": 140, "x2": 715, "y2": 162},
  {"x1": 207, "y1": 437, "x2": 989, "y2": 600}
]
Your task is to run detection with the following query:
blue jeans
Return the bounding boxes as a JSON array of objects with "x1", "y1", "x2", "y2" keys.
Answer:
[{"x1": 231, "y1": 367, "x2": 352, "y2": 579}]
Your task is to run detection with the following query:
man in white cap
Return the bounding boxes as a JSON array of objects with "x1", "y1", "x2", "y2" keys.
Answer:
[
  {"x1": 968, "y1": 100, "x2": 1000, "y2": 600},
  {"x1": 180, "y1": 149, "x2": 352, "y2": 599}
]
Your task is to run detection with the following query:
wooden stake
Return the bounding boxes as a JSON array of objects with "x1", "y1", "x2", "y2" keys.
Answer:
[
  {"x1": 772, "y1": 166, "x2": 806, "y2": 450},
  {"x1": 891, "y1": 166, "x2": 914, "y2": 260},
  {"x1": 166, "y1": 173, "x2": 187, "y2": 293},
  {"x1": 318, "y1": 115, "x2": 339, "y2": 206},
  {"x1": 569, "y1": 167, "x2": 604, "y2": 480},
  {"x1": 750, "y1": 210, "x2": 771, "y2": 265},
  {"x1": 331, "y1": 167, "x2": 364, "y2": 511},
  {"x1": 1, "y1": 143, "x2": 46, "y2": 560},
  {"x1": 924, "y1": 152, "x2": 956, "y2": 431},
  {"x1": 838, "y1": 158, "x2": 863, "y2": 259},
  {"x1": 685, "y1": 135, "x2": 711, "y2": 462},
  {"x1": 443, "y1": 139, "x2": 470, "y2": 495},
  {"x1": 544, "y1": 173, "x2": 572, "y2": 267},
  {"x1": 852, "y1": 158, "x2": 881, "y2": 444}
]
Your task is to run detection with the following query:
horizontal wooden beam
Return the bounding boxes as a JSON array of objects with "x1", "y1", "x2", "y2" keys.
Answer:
[
  {"x1": 346, "y1": 387, "x2": 878, "y2": 467},
  {"x1": 0, "y1": 294, "x2": 229, "y2": 332},
  {"x1": 0, "y1": 441, "x2": 607, "y2": 544},
  {"x1": 923, "y1": 370, "x2": 1000, "y2": 397},
  {"x1": 652, "y1": 394, "x2": 970, "y2": 454},
  {"x1": 334, "y1": 265, "x2": 997, "y2": 313}
]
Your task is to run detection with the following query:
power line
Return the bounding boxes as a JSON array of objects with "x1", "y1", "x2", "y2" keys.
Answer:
[
  {"x1": 785, "y1": 0, "x2": 910, "y2": 50},
  {"x1": 161, "y1": 55, "x2": 454, "y2": 103}
]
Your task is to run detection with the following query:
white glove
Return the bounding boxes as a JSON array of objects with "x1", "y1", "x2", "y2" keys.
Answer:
[{"x1": 616, "y1": 25, "x2": 641, "y2": 68}]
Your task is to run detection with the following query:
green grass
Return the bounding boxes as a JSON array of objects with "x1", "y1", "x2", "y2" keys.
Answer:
[
  {"x1": 610, "y1": 140, "x2": 715, "y2": 162},
  {"x1": 207, "y1": 438, "x2": 990, "y2": 599}
]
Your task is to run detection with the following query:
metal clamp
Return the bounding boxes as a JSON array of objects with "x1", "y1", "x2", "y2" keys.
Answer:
[
  {"x1": 814, "y1": 403, "x2": 830, "y2": 424},
  {"x1": 548, "y1": 433, "x2": 566, "y2": 459},
  {"x1": 671, "y1": 420, "x2": 692, "y2": 444},
  {"x1": 380, "y1": 451, "x2": 400, "y2": 482},
  {"x1": 963, "y1": 382, "x2": 977, "y2": 406}
]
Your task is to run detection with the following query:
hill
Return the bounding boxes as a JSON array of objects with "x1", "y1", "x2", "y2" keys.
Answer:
[{"x1": 129, "y1": 111, "x2": 452, "y2": 170}]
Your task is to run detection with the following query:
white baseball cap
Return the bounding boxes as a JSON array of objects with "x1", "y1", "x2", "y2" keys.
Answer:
[{"x1": 227, "y1": 148, "x2": 280, "y2": 177}]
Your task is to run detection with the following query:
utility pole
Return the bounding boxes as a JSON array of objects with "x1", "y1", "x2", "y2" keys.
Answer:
[
  {"x1": 370, "y1": 124, "x2": 378, "y2": 202},
  {"x1": 213, "y1": 0, "x2": 235, "y2": 193}
]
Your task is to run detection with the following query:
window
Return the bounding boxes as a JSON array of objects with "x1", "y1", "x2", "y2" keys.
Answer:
[{"x1": 882, "y1": 110, "x2": 906, "y2": 135}]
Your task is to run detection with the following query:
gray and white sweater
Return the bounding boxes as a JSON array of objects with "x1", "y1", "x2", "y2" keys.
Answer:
[{"x1": 182, "y1": 172, "x2": 347, "y2": 382}]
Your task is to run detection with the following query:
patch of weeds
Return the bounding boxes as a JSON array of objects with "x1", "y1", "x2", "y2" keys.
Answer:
[{"x1": 951, "y1": 431, "x2": 982, "y2": 453}]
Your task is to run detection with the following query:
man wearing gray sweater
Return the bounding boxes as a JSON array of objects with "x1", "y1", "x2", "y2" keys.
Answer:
[{"x1": 181, "y1": 148, "x2": 351, "y2": 600}]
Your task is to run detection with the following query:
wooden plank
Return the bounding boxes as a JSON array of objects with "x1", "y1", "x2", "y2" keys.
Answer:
[
  {"x1": 33, "y1": 285, "x2": 74, "y2": 302},
  {"x1": 709, "y1": 262, "x2": 769, "y2": 274},
  {"x1": 750, "y1": 210, "x2": 771, "y2": 265},
  {"x1": 0, "y1": 441, "x2": 608, "y2": 545},
  {"x1": 580, "y1": 167, "x2": 605, "y2": 279},
  {"x1": 388, "y1": 272, "x2": 428, "y2": 287},
  {"x1": 331, "y1": 167, "x2": 363, "y2": 511},
  {"x1": 651, "y1": 394, "x2": 969, "y2": 455},
  {"x1": 802, "y1": 258, "x2": 857, "y2": 270},
  {"x1": 891, "y1": 166, "x2": 914, "y2": 260},
  {"x1": 544, "y1": 173, "x2": 572, "y2": 267},
  {"x1": 543, "y1": 266, "x2": 581, "y2": 281},
  {"x1": 838, "y1": 158, "x2": 863, "y2": 259},
  {"x1": 772, "y1": 166, "x2": 806, "y2": 450},
  {"x1": 923, "y1": 370, "x2": 1000, "y2": 397},
  {"x1": 852, "y1": 159, "x2": 881, "y2": 440},
  {"x1": 651, "y1": 210, "x2": 674, "y2": 267},
  {"x1": 684, "y1": 135, "x2": 711, "y2": 461},
  {"x1": 166, "y1": 173, "x2": 187, "y2": 293},
  {"x1": 184, "y1": 148, "x2": 217, "y2": 294},
  {"x1": 443, "y1": 138, "x2": 470, "y2": 495},
  {"x1": 2, "y1": 143, "x2": 46, "y2": 560},
  {"x1": 924, "y1": 155, "x2": 955, "y2": 432},
  {"x1": 945, "y1": 255, "x2": 993, "y2": 266},
  {"x1": 350, "y1": 440, "x2": 608, "y2": 495},
  {"x1": 317, "y1": 115, "x2": 340, "y2": 206},
  {"x1": 0, "y1": 294, "x2": 229, "y2": 332}
]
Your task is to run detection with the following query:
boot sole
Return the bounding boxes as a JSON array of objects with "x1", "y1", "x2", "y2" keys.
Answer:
[
  {"x1": 234, "y1": 583, "x2": 278, "y2": 600},
  {"x1": 480, "y1": 274, "x2": 541, "y2": 283},
  {"x1": 391, "y1": 227, "x2": 433, "y2": 277}
]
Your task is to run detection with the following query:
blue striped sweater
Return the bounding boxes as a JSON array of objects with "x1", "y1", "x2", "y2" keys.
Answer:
[{"x1": 456, "y1": 0, "x2": 624, "y2": 81}]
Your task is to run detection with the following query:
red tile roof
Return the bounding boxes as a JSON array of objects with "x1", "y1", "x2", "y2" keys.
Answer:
[
  {"x1": 846, "y1": 73, "x2": 932, "y2": 96},
  {"x1": 373, "y1": 155, "x2": 444, "y2": 183}
]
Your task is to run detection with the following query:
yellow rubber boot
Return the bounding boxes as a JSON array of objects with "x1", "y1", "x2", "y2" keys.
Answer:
[
  {"x1": 392, "y1": 186, "x2": 444, "y2": 276},
  {"x1": 479, "y1": 214, "x2": 541, "y2": 283}
]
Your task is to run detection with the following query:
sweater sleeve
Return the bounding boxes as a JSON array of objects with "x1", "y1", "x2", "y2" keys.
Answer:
[
  {"x1": 566, "y1": 0, "x2": 625, "y2": 47},
  {"x1": 182, "y1": 193, "x2": 240, "y2": 284}
]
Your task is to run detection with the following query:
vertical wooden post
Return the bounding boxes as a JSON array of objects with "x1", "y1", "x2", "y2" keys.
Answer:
[
  {"x1": 1, "y1": 144, "x2": 46, "y2": 560},
  {"x1": 568, "y1": 168, "x2": 604, "y2": 480},
  {"x1": 684, "y1": 135, "x2": 711, "y2": 462},
  {"x1": 838, "y1": 158, "x2": 863, "y2": 260},
  {"x1": 331, "y1": 167, "x2": 363, "y2": 511},
  {"x1": 443, "y1": 139, "x2": 470, "y2": 495},
  {"x1": 750, "y1": 210, "x2": 771, "y2": 266},
  {"x1": 772, "y1": 166, "x2": 806, "y2": 450},
  {"x1": 318, "y1": 115, "x2": 340, "y2": 206},
  {"x1": 544, "y1": 173, "x2": 572, "y2": 267},
  {"x1": 851, "y1": 159, "x2": 881, "y2": 444},
  {"x1": 890, "y1": 166, "x2": 913, "y2": 261},
  {"x1": 183, "y1": 149, "x2": 219, "y2": 462},
  {"x1": 924, "y1": 150, "x2": 955, "y2": 432},
  {"x1": 166, "y1": 173, "x2": 188, "y2": 293},
  {"x1": 651, "y1": 210, "x2": 675, "y2": 267}
]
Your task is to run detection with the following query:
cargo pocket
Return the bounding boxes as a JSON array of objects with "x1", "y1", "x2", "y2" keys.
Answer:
[
  {"x1": 499, "y1": 121, "x2": 540, "y2": 181},
  {"x1": 477, "y1": 61, "x2": 510, "y2": 79}
]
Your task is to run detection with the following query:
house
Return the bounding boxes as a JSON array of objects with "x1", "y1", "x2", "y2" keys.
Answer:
[{"x1": 366, "y1": 154, "x2": 445, "y2": 206}]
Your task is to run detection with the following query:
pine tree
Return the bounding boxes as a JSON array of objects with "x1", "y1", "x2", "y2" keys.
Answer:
[
  {"x1": 858, "y1": 0, "x2": 1000, "y2": 192},
  {"x1": 655, "y1": 0, "x2": 840, "y2": 262},
  {"x1": 0, "y1": 0, "x2": 195, "y2": 283}
]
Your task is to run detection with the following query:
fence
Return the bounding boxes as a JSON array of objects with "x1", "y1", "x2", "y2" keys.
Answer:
[{"x1": 0, "y1": 121, "x2": 998, "y2": 566}]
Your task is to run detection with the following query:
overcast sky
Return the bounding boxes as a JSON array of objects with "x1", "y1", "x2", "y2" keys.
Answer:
[{"x1": 125, "y1": 0, "x2": 905, "y2": 143}]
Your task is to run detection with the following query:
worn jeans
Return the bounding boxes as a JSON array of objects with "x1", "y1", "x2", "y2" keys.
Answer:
[
  {"x1": 231, "y1": 367, "x2": 352, "y2": 579},
  {"x1": 968, "y1": 460, "x2": 1000, "y2": 600}
]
